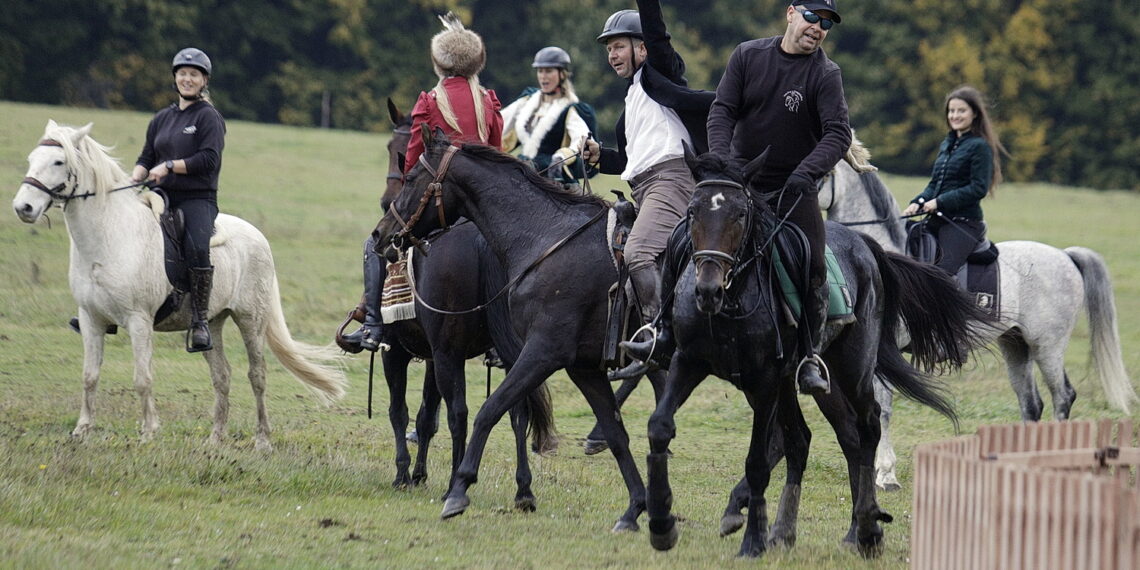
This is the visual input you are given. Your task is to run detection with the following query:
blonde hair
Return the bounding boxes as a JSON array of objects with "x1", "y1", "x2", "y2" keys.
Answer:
[{"x1": 432, "y1": 76, "x2": 490, "y2": 142}]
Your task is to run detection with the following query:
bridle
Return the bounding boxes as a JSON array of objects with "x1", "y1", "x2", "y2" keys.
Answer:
[
  {"x1": 387, "y1": 145, "x2": 459, "y2": 249},
  {"x1": 690, "y1": 178, "x2": 754, "y2": 290},
  {"x1": 22, "y1": 138, "x2": 145, "y2": 207}
]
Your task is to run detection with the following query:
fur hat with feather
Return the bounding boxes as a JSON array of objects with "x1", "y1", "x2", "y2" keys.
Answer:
[{"x1": 431, "y1": 12, "x2": 486, "y2": 78}]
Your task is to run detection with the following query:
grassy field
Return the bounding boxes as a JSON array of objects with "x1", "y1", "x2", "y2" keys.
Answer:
[{"x1": 2, "y1": 100, "x2": 1139, "y2": 569}]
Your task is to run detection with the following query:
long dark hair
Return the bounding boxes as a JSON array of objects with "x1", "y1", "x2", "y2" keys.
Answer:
[{"x1": 944, "y1": 85, "x2": 1009, "y2": 192}]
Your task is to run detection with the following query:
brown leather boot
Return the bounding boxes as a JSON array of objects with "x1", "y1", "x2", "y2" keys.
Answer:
[{"x1": 187, "y1": 266, "x2": 214, "y2": 352}]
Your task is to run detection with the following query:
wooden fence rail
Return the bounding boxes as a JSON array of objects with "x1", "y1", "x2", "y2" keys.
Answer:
[{"x1": 911, "y1": 420, "x2": 1139, "y2": 569}]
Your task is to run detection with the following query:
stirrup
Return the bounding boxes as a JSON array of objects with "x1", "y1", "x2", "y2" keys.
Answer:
[
  {"x1": 622, "y1": 322, "x2": 659, "y2": 355},
  {"x1": 794, "y1": 354, "x2": 831, "y2": 395}
]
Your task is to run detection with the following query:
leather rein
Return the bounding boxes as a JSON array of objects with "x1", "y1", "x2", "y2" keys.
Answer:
[{"x1": 23, "y1": 139, "x2": 145, "y2": 206}]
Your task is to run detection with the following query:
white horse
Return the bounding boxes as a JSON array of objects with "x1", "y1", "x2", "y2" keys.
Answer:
[
  {"x1": 822, "y1": 152, "x2": 1136, "y2": 490},
  {"x1": 12, "y1": 120, "x2": 347, "y2": 450}
]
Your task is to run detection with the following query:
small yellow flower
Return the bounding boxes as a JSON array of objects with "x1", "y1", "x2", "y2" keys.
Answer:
[{"x1": 39, "y1": 464, "x2": 47, "y2": 470}]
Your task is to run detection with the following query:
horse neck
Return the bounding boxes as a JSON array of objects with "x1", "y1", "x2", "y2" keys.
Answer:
[
  {"x1": 830, "y1": 170, "x2": 907, "y2": 253},
  {"x1": 451, "y1": 158, "x2": 604, "y2": 273},
  {"x1": 64, "y1": 186, "x2": 160, "y2": 264}
]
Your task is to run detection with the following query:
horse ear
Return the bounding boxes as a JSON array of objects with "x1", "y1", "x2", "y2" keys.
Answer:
[
  {"x1": 47, "y1": 119, "x2": 59, "y2": 132},
  {"x1": 743, "y1": 146, "x2": 770, "y2": 183},
  {"x1": 387, "y1": 98, "x2": 403, "y2": 126},
  {"x1": 421, "y1": 123, "x2": 433, "y2": 148},
  {"x1": 397, "y1": 151, "x2": 406, "y2": 173},
  {"x1": 73, "y1": 122, "x2": 94, "y2": 144},
  {"x1": 682, "y1": 140, "x2": 699, "y2": 173}
]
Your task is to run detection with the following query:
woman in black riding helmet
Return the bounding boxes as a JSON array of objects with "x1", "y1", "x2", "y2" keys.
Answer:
[
  {"x1": 131, "y1": 47, "x2": 227, "y2": 352},
  {"x1": 500, "y1": 46, "x2": 598, "y2": 191}
]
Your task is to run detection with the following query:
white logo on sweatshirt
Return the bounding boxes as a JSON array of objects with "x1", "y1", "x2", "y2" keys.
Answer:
[
  {"x1": 183, "y1": 125, "x2": 197, "y2": 135},
  {"x1": 784, "y1": 90, "x2": 804, "y2": 113}
]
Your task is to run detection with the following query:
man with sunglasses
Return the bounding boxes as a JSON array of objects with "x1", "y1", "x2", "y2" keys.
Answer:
[{"x1": 705, "y1": 0, "x2": 851, "y2": 395}]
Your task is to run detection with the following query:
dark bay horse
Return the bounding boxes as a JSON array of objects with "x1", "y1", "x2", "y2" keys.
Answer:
[
  {"x1": 644, "y1": 152, "x2": 992, "y2": 558},
  {"x1": 375, "y1": 128, "x2": 654, "y2": 532},
  {"x1": 352, "y1": 102, "x2": 555, "y2": 508}
]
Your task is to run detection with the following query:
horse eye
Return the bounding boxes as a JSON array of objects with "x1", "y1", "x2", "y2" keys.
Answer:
[{"x1": 54, "y1": 160, "x2": 64, "y2": 166}]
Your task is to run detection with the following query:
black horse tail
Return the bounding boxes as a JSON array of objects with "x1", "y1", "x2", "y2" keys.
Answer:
[
  {"x1": 478, "y1": 232, "x2": 558, "y2": 454},
  {"x1": 864, "y1": 234, "x2": 995, "y2": 426}
]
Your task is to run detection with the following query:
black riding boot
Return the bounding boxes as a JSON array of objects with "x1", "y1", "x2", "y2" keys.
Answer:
[
  {"x1": 610, "y1": 265, "x2": 671, "y2": 380},
  {"x1": 795, "y1": 278, "x2": 830, "y2": 395},
  {"x1": 187, "y1": 266, "x2": 214, "y2": 353},
  {"x1": 341, "y1": 241, "x2": 387, "y2": 352}
]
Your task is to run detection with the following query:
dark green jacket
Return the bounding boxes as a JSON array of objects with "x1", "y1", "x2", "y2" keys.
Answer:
[{"x1": 911, "y1": 131, "x2": 993, "y2": 221}]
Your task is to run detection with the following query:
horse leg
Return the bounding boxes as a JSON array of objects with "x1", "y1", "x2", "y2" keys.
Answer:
[
  {"x1": 567, "y1": 366, "x2": 647, "y2": 532},
  {"x1": 737, "y1": 390, "x2": 778, "y2": 558},
  {"x1": 873, "y1": 377, "x2": 901, "y2": 490},
  {"x1": 997, "y1": 332, "x2": 1045, "y2": 421},
  {"x1": 1035, "y1": 348, "x2": 1077, "y2": 420},
  {"x1": 411, "y1": 364, "x2": 442, "y2": 486},
  {"x1": 647, "y1": 357, "x2": 709, "y2": 550},
  {"x1": 381, "y1": 343, "x2": 415, "y2": 488},
  {"x1": 441, "y1": 352, "x2": 561, "y2": 521},
  {"x1": 584, "y1": 376, "x2": 639, "y2": 455},
  {"x1": 234, "y1": 317, "x2": 271, "y2": 451},
  {"x1": 73, "y1": 311, "x2": 107, "y2": 438},
  {"x1": 766, "y1": 385, "x2": 811, "y2": 550},
  {"x1": 427, "y1": 356, "x2": 464, "y2": 491},
  {"x1": 124, "y1": 314, "x2": 159, "y2": 442},
  {"x1": 839, "y1": 380, "x2": 892, "y2": 558},
  {"x1": 202, "y1": 319, "x2": 234, "y2": 447},
  {"x1": 507, "y1": 394, "x2": 536, "y2": 512}
]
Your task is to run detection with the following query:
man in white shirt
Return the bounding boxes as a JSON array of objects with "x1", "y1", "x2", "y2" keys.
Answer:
[{"x1": 583, "y1": 1, "x2": 715, "y2": 379}]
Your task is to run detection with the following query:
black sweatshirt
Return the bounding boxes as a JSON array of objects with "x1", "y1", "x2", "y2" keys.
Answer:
[
  {"x1": 707, "y1": 37, "x2": 850, "y2": 191},
  {"x1": 136, "y1": 101, "x2": 226, "y2": 199}
]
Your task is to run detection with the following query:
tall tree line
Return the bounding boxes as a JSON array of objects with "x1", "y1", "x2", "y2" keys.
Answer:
[{"x1": 2, "y1": 0, "x2": 1137, "y2": 189}]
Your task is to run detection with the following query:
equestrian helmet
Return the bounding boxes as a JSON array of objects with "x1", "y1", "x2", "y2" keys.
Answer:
[
  {"x1": 532, "y1": 46, "x2": 571, "y2": 69},
  {"x1": 172, "y1": 47, "x2": 211, "y2": 76},
  {"x1": 596, "y1": 10, "x2": 642, "y2": 43},
  {"x1": 431, "y1": 11, "x2": 486, "y2": 78}
]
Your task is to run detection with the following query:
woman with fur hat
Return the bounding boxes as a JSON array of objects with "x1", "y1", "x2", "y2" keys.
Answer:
[
  {"x1": 500, "y1": 46, "x2": 598, "y2": 189},
  {"x1": 402, "y1": 12, "x2": 504, "y2": 176}
]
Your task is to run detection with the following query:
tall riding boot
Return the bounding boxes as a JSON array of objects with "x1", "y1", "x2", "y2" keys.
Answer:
[
  {"x1": 795, "y1": 278, "x2": 830, "y2": 395},
  {"x1": 341, "y1": 241, "x2": 387, "y2": 352},
  {"x1": 187, "y1": 266, "x2": 214, "y2": 353},
  {"x1": 611, "y1": 265, "x2": 671, "y2": 380}
]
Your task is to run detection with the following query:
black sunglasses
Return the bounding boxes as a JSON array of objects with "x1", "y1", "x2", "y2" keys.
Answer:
[{"x1": 795, "y1": 7, "x2": 836, "y2": 30}]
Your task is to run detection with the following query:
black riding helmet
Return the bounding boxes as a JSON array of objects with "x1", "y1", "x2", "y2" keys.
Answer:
[
  {"x1": 532, "y1": 46, "x2": 571, "y2": 69},
  {"x1": 596, "y1": 10, "x2": 643, "y2": 43},
  {"x1": 172, "y1": 47, "x2": 212, "y2": 76}
]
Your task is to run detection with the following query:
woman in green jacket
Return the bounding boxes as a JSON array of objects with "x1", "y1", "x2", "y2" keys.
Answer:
[{"x1": 902, "y1": 85, "x2": 1009, "y2": 274}]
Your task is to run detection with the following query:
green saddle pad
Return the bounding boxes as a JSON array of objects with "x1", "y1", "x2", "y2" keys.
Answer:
[{"x1": 772, "y1": 245, "x2": 854, "y2": 322}]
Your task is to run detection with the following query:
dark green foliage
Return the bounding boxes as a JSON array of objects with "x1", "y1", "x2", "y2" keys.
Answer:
[{"x1": 2, "y1": 0, "x2": 1136, "y2": 189}]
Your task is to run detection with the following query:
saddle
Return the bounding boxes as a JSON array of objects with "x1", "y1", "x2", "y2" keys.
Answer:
[
  {"x1": 770, "y1": 223, "x2": 856, "y2": 325},
  {"x1": 906, "y1": 220, "x2": 1001, "y2": 317}
]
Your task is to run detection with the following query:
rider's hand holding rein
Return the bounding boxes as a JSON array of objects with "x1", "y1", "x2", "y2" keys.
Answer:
[{"x1": 901, "y1": 198, "x2": 938, "y2": 216}]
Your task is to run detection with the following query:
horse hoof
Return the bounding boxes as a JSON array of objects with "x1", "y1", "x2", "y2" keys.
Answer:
[
  {"x1": 406, "y1": 430, "x2": 419, "y2": 445},
  {"x1": 611, "y1": 519, "x2": 639, "y2": 533},
  {"x1": 392, "y1": 473, "x2": 412, "y2": 489},
  {"x1": 767, "y1": 532, "x2": 796, "y2": 550},
  {"x1": 441, "y1": 495, "x2": 470, "y2": 519},
  {"x1": 514, "y1": 496, "x2": 536, "y2": 513},
  {"x1": 649, "y1": 525, "x2": 679, "y2": 551},
  {"x1": 720, "y1": 513, "x2": 745, "y2": 536},
  {"x1": 878, "y1": 480, "x2": 902, "y2": 492},
  {"x1": 858, "y1": 539, "x2": 885, "y2": 559},
  {"x1": 583, "y1": 439, "x2": 609, "y2": 456}
]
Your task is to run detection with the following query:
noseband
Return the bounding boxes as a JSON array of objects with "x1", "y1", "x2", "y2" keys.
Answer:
[
  {"x1": 388, "y1": 145, "x2": 460, "y2": 247},
  {"x1": 690, "y1": 179, "x2": 753, "y2": 288}
]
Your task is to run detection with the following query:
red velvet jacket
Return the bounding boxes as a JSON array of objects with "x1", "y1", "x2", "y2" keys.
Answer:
[{"x1": 404, "y1": 76, "x2": 503, "y2": 175}]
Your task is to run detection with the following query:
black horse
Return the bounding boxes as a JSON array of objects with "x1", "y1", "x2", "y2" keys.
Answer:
[
  {"x1": 644, "y1": 151, "x2": 991, "y2": 558},
  {"x1": 376, "y1": 127, "x2": 672, "y2": 531},
  {"x1": 340, "y1": 102, "x2": 556, "y2": 510}
]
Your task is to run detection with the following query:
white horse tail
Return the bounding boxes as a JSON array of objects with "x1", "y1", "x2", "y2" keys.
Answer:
[
  {"x1": 1065, "y1": 246, "x2": 1137, "y2": 413},
  {"x1": 264, "y1": 275, "x2": 348, "y2": 405}
]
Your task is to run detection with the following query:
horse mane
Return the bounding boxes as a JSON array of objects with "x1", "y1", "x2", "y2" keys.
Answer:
[
  {"x1": 860, "y1": 169, "x2": 908, "y2": 246},
  {"x1": 689, "y1": 152, "x2": 744, "y2": 186},
  {"x1": 44, "y1": 123, "x2": 127, "y2": 197},
  {"x1": 458, "y1": 143, "x2": 610, "y2": 208}
]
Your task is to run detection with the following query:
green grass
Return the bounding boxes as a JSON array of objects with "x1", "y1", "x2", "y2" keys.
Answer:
[{"x1": 2, "y1": 101, "x2": 1139, "y2": 568}]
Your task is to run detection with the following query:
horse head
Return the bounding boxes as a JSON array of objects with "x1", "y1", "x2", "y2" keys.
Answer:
[
  {"x1": 684, "y1": 144, "x2": 769, "y2": 314},
  {"x1": 380, "y1": 98, "x2": 413, "y2": 212},
  {"x1": 374, "y1": 125, "x2": 462, "y2": 251},
  {"x1": 13, "y1": 120, "x2": 101, "y2": 223}
]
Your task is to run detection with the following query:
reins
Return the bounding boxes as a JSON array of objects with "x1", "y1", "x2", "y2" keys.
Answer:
[{"x1": 23, "y1": 139, "x2": 147, "y2": 205}]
